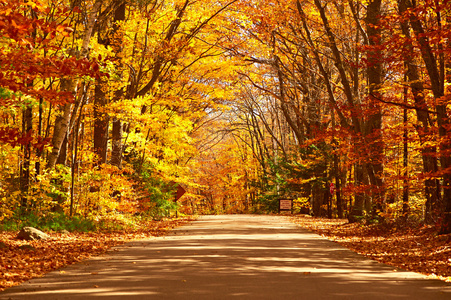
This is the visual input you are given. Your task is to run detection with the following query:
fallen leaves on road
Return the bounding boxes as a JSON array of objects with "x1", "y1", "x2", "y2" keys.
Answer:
[
  {"x1": 291, "y1": 215, "x2": 451, "y2": 282},
  {"x1": 0, "y1": 217, "x2": 194, "y2": 291}
]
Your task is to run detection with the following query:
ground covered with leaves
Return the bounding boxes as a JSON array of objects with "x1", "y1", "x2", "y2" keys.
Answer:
[
  {"x1": 0, "y1": 217, "x2": 194, "y2": 291},
  {"x1": 291, "y1": 215, "x2": 451, "y2": 282}
]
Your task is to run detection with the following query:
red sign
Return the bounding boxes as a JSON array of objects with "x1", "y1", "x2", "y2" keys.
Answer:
[{"x1": 330, "y1": 183, "x2": 335, "y2": 195}]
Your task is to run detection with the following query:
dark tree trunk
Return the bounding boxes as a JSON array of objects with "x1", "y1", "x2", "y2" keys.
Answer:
[
  {"x1": 400, "y1": 0, "x2": 445, "y2": 227},
  {"x1": 94, "y1": 80, "x2": 109, "y2": 165},
  {"x1": 20, "y1": 105, "x2": 32, "y2": 210},
  {"x1": 110, "y1": 118, "x2": 123, "y2": 168},
  {"x1": 349, "y1": 163, "x2": 365, "y2": 223},
  {"x1": 35, "y1": 97, "x2": 43, "y2": 176},
  {"x1": 365, "y1": 0, "x2": 385, "y2": 215}
]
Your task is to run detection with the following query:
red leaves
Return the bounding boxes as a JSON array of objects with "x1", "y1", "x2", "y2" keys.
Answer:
[
  {"x1": 292, "y1": 216, "x2": 451, "y2": 282},
  {"x1": 0, "y1": 127, "x2": 50, "y2": 149},
  {"x1": 0, "y1": 51, "x2": 103, "y2": 105},
  {"x1": 0, "y1": 1, "x2": 71, "y2": 43},
  {"x1": 0, "y1": 0, "x2": 103, "y2": 106},
  {"x1": 0, "y1": 217, "x2": 194, "y2": 291}
]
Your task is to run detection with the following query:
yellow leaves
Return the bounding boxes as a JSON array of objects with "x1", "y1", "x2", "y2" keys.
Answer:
[
  {"x1": 56, "y1": 25, "x2": 73, "y2": 37},
  {"x1": 24, "y1": 1, "x2": 38, "y2": 9}
]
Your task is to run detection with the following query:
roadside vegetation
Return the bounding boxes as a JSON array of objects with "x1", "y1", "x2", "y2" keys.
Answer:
[
  {"x1": 0, "y1": 217, "x2": 194, "y2": 291},
  {"x1": 292, "y1": 216, "x2": 451, "y2": 283}
]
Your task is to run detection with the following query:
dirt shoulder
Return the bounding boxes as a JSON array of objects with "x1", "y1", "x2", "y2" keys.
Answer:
[{"x1": 291, "y1": 215, "x2": 451, "y2": 282}]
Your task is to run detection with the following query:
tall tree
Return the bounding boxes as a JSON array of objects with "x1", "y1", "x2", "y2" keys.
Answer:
[{"x1": 46, "y1": 0, "x2": 102, "y2": 169}]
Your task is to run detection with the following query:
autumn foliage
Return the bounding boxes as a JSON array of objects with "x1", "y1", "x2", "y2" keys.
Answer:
[
  {"x1": 0, "y1": 0, "x2": 450, "y2": 252},
  {"x1": 0, "y1": 0, "x2": 451, "y2": 290},
  {"x1": 292, "y1": 215, "x2": 451, "y2": 282}
]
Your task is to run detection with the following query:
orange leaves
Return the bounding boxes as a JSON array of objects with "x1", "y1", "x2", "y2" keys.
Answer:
[
  {"x1": 292, "y1": 216, "x2": 451, "y2": 282},
  {"x1": 0, "y1": 0, "x2": 103, "y2": 111},
  {"x1": 0, "y1": 0, "x2": 69, "y2": 43},
  {"x1": 0, "y1": 217, "x2": 194, "y2": 291}
]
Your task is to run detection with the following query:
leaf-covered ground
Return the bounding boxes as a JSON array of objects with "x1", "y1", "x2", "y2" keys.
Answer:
[
  {"x1": 0, "y1": 217, "x2": 194, "y2": 292},
  {"x1": 291, "y1": 215, "x2": 451, "y2": 282}
]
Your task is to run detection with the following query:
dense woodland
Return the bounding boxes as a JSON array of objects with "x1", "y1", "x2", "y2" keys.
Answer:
[{"x1": 1, "y1": 0, "x2": 451, "y2": 233}]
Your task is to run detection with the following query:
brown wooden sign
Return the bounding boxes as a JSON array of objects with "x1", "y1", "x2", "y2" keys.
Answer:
[
  {"x1": 279, "y1": 199, "x2": 293, "y2": 213},
  {"x1": 175, "y1": 185, "x2": 186, "y2": 202},
  {"x1": 167, "y1": 181, "x2": 186, "y2": 202}
]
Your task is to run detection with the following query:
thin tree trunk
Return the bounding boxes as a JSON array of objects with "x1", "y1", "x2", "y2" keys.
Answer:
[
  {"x1": 20, "y1": 105, "x2": 32, "y2": 210},
  {"x1": 110, "y1": 118, "x2": 123, "y2": 168},
  {"x1": 35, "y1": 97, "x2": 43, "y2": 176},
  {"x1": 332, "y1": 112, "x2": 343, "y2": 218},
  {"x1": 349, "y1": 162, "x2": 365, "y2": 223},
  {"x1": 402, "y1": 82, "x2": 409, "y2": 221},
  {"x1": 109, "y1": 1, "x2": 126, "y2": 168},
  {"x1": 70, "y1": 97, "x2": 85, "y2": 216},
  {"x1": 56, "y1": 133, "x2": 68, "y2": 165}
]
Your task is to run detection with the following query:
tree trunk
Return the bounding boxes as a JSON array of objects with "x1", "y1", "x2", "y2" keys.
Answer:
[
  {"x1": 364, "y1": 0, "x2": 385, "y2": 215},
  {"x1": 56, "y1": 133, "x2": 68, "y2": 165},
  {"x1": 94, "y1": 80, "x2": 109, "y2": 165},
  {"x1": 108, "y1": 1, "x2": 126, "y2": 168},
  {"x1": 110, "y1": 118, "x2": 123, "y2": 168},
  {"x1": 332, "y1": 113, "x2": 343, "y2": 218},
  {"x1": 349, "y1": 162, "x2": 365, "y2": 223},
  {"x1": 35, "y1": 97, "x2": 43, "y2": 176},
  {"x1": 46, "y1": 79, "x2": 75, "y2": 169},
  {"x1": 20, "y1": 105, "x2": 32, "y2": 210},
  {"x1": 402, "y1": 84, "x2": 409, "y2": 221},
  {"x1": 47, "y1": 1, "x2": 101, "y2": 169},
  {"x1": 402, "y1": 0, "x2": 449, "y2": 230}
]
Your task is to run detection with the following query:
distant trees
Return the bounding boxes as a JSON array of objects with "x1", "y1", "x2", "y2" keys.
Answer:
[
  {"x1": 1, "y1": 0, "x2": 450, "y2": 233},
  {"x1": 215, "y1": 0, "x2": 451, "y2": 233}
]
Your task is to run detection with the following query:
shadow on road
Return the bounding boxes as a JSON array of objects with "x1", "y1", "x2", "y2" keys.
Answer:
[{"x1": 2, "y1": 215, "x2": 450, "y2": 299}]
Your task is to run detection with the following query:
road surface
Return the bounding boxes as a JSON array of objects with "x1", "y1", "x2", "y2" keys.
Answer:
[{"x1": 1, "y1": 215, "x2": 450, "y2": 299}]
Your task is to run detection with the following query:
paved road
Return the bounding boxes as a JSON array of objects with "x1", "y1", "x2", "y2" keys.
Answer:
[{"x1": 1, "y1": 215, "x2": 450, "y2": 299}]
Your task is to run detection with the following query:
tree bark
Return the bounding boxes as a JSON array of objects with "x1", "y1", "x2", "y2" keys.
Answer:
[
  {"x1": 399, "y1": 0, "x2": 441, "y2": 223},
  {"x1": 20, "y1": 104, "x2": 32, "y2": 210},
  {"x1": 46, "y1": 0, "x2": 101, "y2": 169},
  {"x1": 108, "y1": 1, "x2": 126, "y2": 168},
  {"x1": 348, "y1": 163, "x2": 366, "y2": 222},
  {"x1": 403, "y1": 0, "x2": 450, "y2": 232},
  {"x1": 94, "y1": 80, "x2": 109, "y2": 165},
  {"x1": 110, "y1": 117, "x2": 123, "y2": 168},
  {"x1": 364, "y1": 0, "x2": 385, "y2": 215},
  {"x1": 46, "y1": 78, "x2": 75, "y2": 169}
]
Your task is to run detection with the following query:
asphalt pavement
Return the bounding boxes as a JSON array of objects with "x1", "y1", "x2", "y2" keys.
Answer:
[{"x1": 1, "y1": 215, "x2": 450, "y2": 299}]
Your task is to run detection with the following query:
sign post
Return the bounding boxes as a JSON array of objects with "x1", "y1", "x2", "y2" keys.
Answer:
[{"x1": 279, "y1": 199, "x2": 293, "y2": 214}]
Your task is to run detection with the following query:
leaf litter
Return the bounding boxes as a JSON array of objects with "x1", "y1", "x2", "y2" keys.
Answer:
[
  {"x1": 291, "y1": 215, "x2": 451, "y2": 282},
  {"x1": 2, "y1": 215, "x2": 450, "y2": 292},
  {"x1": 0, "y1": 217, "x2": 194, "y2": 291}
]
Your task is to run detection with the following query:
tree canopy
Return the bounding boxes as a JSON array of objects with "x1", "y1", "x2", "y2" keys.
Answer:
[{"x1": 1, "y1": 0, "x2": 451, "y2": 234}]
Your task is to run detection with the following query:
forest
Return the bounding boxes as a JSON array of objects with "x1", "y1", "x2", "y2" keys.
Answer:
[{"x1": 0, "y1": 0, "x2": 451, "y2": 235}]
